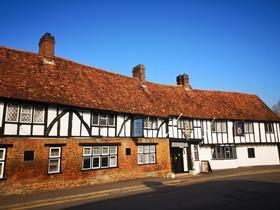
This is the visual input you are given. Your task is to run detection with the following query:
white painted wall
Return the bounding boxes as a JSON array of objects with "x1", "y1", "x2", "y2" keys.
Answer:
[{"x1": 199, "y1": 145, "x2": 279, "y2": 170}]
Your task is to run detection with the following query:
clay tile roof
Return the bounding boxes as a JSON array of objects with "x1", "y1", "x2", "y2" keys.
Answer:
[{"x1": 0, "y1": 46, "x2": 279, "y2": 122}]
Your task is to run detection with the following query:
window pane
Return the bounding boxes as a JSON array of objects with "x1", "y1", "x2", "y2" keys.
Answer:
[
  {"x1": 92, "y1": 113, "x2": 99, "y2": 125},
  {"x1": 99, "y1": 114, "x2": 107, "y2": 126},
  {"x1": 211, "y1": 122, "x2": 216, "y2": 132},
  {"x1": 0, "y1": 162, "x2": 4, "y2": 179},
  {"x1": 33, "y1": 106, "x2": 45, "y2": 123},
  {"x1": 101, "y1": 156, "x2": 109, "y2": 168},
  {"x1": 108, "y1": 114, "x2": 115, "y2": 126},
  {"x1": 6, "y1": 103, "x2": 19, "y2": 122},
  {"x1": 102, "y1": 146, "x2": 109, "y2": 155},
  {"x1": 0, "y1": 149, "x2": 6, "y2": 161},
  {"x1": 83, "y1": 147, "x2": 92, "y2": 156},
  {"x1": 92, "y1": 157, "x2": 100, "y2": 168},
  {"x1": 138, "y1": 146, "x2": 143, "y2": 154},
  {"x1": 143, "y1": 146, "x2": 149, "y2": 154},
  {"x1": 149, "y1": 145, "x2": 155, "y2": 153},
  {"x1": 150, "y1": 154, "x2": 156, "y2": 163},
  {"x1": 93, "y1": 146, "x2": 101, "y2": 155},
  {"x1": 50, "y1": 147, "x2": 60, "y2": 158},
  {"x1": 20, "y1": 104, "x2": 32, "y2": 123},
  {"x1": 138, "y1": 154, "x2": 144, "y2": 164},
  {"x1": 49, "y1": 159, "x2": 60, "y2": 173},
  {"x1": 110, "y1": 155, "x2": 117, "y2": 167},
  {"x1": 110, "y1": 146, "x2": 117, "y2": 155},
  {"x1": 82, "y1": 157, "x2": 91, "y2": 169},
  {"x1": 144, "y1": 154, "x2": 150, "y2": 164}
]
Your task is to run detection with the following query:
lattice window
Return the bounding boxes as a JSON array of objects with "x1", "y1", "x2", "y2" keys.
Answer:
[
  {"x1": 5, "y1": 103, "x2": 19, "y2": 122},
  {"x1": 99, "y1": 114, "x2": 107, "y2": 126},
  {"x1": 33, "y1": 106, "x2": 45, "y2": 123},
  {"x1": 20, "y1": 104, "x2": 32, "y2": 123}
]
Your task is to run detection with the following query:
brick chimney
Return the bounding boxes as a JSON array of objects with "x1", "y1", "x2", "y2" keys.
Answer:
[
  {"x1": 132, "y1": 64, "x2": 146, "y2": 84},
  {"x1": 39, "y1": 33, "x2": 55, "y2": 58},
  {"x1": 176, "y1": 73, "x2": 192, "y2": 90}
]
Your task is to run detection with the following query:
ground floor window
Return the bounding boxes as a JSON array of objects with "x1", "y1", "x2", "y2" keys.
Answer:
[
  {"x1": 211, "y1": 145, "x2": 236, "y2": 160},
  {"x1": 137, "y1": 145, "x2": 156, "y2": 165},
  {"x1": 247, "y1": 148, "x2": 255, "y2": 158},
  {"x1": 0, "y1": 148, "x2": 6, "y2": 179},
  {"x1": 82, "y1": 145, "x2": 118, "y2": 170},
  {"x1": 48, "y1": 147, "x2": 61, "y2": 174},
  {"x1": 193, "y1": 145, "x2": 199, "y2": 161}
]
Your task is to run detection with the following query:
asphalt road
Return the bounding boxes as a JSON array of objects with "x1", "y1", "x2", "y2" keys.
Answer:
[{"x1": 63, "y1": 172, "x2": 280, "y2": 210}]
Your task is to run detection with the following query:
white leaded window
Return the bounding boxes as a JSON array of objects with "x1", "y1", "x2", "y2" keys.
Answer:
[
  {"x1": 33, "y1": 106, "x2": 45, "y2": 123},
  {"x1": 20, "y1": 104, "x2": 32, "y2": 123},
  {"x1": 82, "y1": 145, "x2": 118, "y2": 170},
  {"x1": 211, "y1": 121, "x2": 227, "y2": 133},
  {"x1": 211, "y1": 145, "x2": 236, "y2": 160},
  {"x1": 48, "y1": 147, "x2": 61, "y2": 174},
  {"x1": 144, "y1": 117, "x2": 157, "y2": 129},
  {"x1": 138, "y1": 145, "x2": 156, "y2": 165},
  {"x1": 244, "y1": 122, "x2": 254, "y2": 133},
  {"x1": 0, "y1": 148, "x2": 6, "y2": 179},
  {"x1": 5, "y1": 103, "x2": 19, "y2": 122}
]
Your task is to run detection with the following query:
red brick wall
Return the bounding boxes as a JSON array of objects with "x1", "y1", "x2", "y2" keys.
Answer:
[{"x1": 0, "y1": 137, "x2": 171, "y2": 195}]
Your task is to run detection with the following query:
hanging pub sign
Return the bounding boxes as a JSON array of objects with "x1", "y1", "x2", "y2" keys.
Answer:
[
  {"x1": 133, "y1": 118, "x2": 143, "y2": 137},
  {"x1": 235, "y1": 121, "x2": 244, "y2": 136}
]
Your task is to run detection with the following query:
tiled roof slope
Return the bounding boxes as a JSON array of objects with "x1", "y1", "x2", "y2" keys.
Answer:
[{"x1": 0, "y1": 46, "x2": 279, "y2": 121}]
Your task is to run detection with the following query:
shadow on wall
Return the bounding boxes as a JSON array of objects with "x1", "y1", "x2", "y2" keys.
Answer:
[{"x1": 64, "y1": 178, "x2": 280, "y2": 210}]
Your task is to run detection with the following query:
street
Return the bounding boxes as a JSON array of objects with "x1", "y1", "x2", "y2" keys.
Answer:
[{"x1": 64, "y1": 171, "x2": 280, "y2": 210}]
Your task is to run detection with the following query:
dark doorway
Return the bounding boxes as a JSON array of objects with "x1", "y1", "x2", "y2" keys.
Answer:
[{"x1": 171, "y1": 147, "x2": 184, "y2": 173}]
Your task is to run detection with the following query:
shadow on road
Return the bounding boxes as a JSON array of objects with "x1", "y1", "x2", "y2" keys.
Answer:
[{"x1": 63, "y1": 176, "x2": 280, "y2": 210}]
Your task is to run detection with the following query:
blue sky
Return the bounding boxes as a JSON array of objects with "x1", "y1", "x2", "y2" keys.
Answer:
[{"x1": 1, "y1": 0, "x2": 279, "y2": 107}]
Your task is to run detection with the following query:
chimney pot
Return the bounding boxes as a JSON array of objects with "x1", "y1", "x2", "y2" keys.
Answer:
[
  {"x1": 132, "y1": 64, "x2": 146, "y2": 84},
  {"x1": 39, "y1": 32, "x2": 55, "y2": 58},
  {"x1": 176, "y1": 73, "x2": 191, "y2": 90}
]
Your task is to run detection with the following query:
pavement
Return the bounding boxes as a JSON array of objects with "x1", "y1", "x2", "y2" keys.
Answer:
[{"x1": 0, "y1": 165, "x2": 279, "y2": 210}]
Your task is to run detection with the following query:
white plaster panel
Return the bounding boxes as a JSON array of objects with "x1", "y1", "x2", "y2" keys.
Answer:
[
  {"x1": 92, "y1": 127, "x2": 99, "y2": 136},
  {"x1": 253, "y1": 123, "x2": 260, "y2": 142},
  {"x1": 100, "y1": 127, "x2": 107, "y2": 136},
  {"x1": 259, "y1": 123, "x2": 266, "y2": 142},
  {"x1": 82, "y1": 111, "x2": 91, "y2": 126},
  {"x1": 47, "y1": 106, "x2": 57, "y2": 126},
  {"x1": 4, "y1": 123, "x2": 18, "y2": 135},
  {"x1": 59, "y1": 112, "x2": 69, "y2": 136},
  {"x1": 108, "y1": 128, "x2": 115, "y2": 137},
  {"x1": 116, "y1": 115, "x2": 124, "y2": 137},
  {"x1": 125, "y1": 118, "x2": 131, "y2": 137},
  {"x1": 19, "y1": 124, "x2": 31, "y2": 135},
  {"x1": 72, "y1": 113, "x2": 81, "y2": 136},
  {"x1": 32, "y1": 125, "x2": 44, "y2": 136},
  {"x1": 81, "y1": 124, "x2": 90, "y2": 136}
]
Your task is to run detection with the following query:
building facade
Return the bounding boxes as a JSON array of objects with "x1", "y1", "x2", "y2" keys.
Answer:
[{"x1": 0, "y1": 33, "x2": 279, "y2": 195}]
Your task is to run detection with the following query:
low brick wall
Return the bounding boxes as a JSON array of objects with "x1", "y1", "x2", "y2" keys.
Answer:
[{"x1": 0, "y1": 137, "x2": 171, "y2": 195}]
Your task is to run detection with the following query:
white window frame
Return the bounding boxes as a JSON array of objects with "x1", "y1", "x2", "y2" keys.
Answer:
[
  {"x1": 211, "y1": 121, "x2": 227, "y2": 133},
  {"x1": 82, "y1": 145, "x2": 118, "y2": 170},
  {"x1": 48, "y1": 147, "x2": 61, "y2": 174},
  {"x1": 0, "y1": 148, "x2": 6, "y2": 179},
  {"x1": 137, "y1": 145, "x2": 156, "y2": 165},
  {"x1": 5, "y1": 103, "x2": 19, "y2": 122}
]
